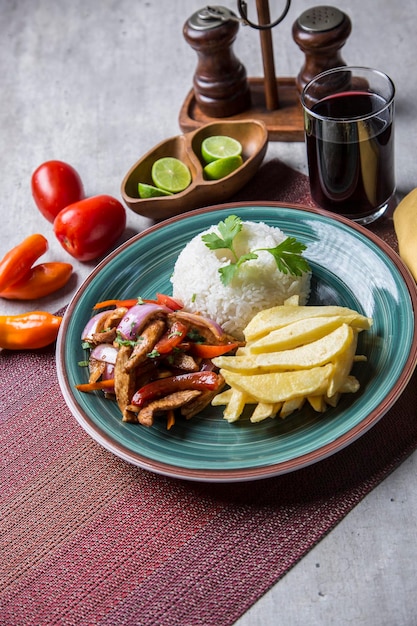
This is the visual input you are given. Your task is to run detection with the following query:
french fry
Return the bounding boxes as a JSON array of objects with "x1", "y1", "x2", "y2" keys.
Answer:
[
  {"x1": 220, "y1": 363, "x2": 333, "y2": 405},
  {"x1": 280, "y1": 396, "x2": 305, "y2": 418},
  {"x1": 212, "y1": 303, "x2": 372, "y2": 425},
  {"x1": 211, "y1": 388, "x2": 234, "y2": 406},
  {"x1": 248, "y1": 314, "x2": 368, "y2": 353},
  {"x1": 213, "y1": 324, "x2": 353, "y2": 374},
  {"x1": 244, "y1": 304, "x2": 372, "y2": 342},
  {"x1": 327, "y1": 329, "x2": 358, "y2": 397},
  {"x1": 250, "y1": 402, "x2": 282, "y2": 423},
  {"x1": 307, "y1": 395, "x2": 327, "y2": 412},
  {"x1": 223, "y1": 388, "x2": 249, "y2": 423}
]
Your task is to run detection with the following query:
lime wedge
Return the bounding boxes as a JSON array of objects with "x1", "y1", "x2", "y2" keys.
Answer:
[
  {"x1": 201, "y1": 135, "x2": 242, "y2": 164},
  {"x1": 203, "y1": 155, "x2": 243, "y2": 180},
  {"x1": 138, "y1": 183, "x2": 173, "y2": 198},
  {"x1": 151, "y1": 157, "x2": 192, "y2": 193}
]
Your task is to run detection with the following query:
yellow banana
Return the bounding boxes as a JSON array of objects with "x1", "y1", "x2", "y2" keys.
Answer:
[{"x1": 393, "y1": 188, "x2": 417, "y2": 281}]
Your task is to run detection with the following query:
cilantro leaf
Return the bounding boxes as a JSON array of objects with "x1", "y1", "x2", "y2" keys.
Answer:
[
  {"x1": 217, "y1": 215, "x2": 242, "y2": 247},
  {"x1": 202, "y1": 216, "x2": 310, "y2": 286},
  {"x1": 219, "y1": 263, "x2": 238, "y2": 286},
  {"x1": 201, "y1": 215, "x2": 242, "y2": 258},
  {"x1": 255, "y1": 237, "x2": 310, "y2": 276}
]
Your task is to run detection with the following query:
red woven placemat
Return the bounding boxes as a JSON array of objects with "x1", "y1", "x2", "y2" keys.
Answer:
[{"x1": 1, "y1": 161, "x2": 416, "y2": 626}]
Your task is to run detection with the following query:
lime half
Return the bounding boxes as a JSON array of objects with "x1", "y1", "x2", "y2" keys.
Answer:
[
  {"x1": 138, "y1": 183, "x2": 173, "y2": 198},
  {"x1": 201, "y1": 135, "x2": 242, "y2": 164},
  {"x1": 151, "y1": 157, "x2": 192, "y2": 194},
  {"x1": 203, "y1": 155, "x2": 243, "y2": 180}
]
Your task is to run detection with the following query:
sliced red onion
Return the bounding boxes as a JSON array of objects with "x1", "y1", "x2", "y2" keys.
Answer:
[
  {"x1": 117, "y1": 303, "x2": 170, "y2": 341},
  {"x1": 90, "y1": 343, "x2": 118, "y2": 365},
  {"x1": 101, "y1": 363, "x2": 115, "y2": 394},
  {"x1": 102, "y1": 362, "x2": 115, "y2": 380},
  {"x1": 81, "y1": 311, "x2": 109, "y2": 341},
  {"x1": 173, "y1": 310, "x2": 225, "y2": 340},
  {"x1": 200, "y1": 359, "x2": 216, "y2": 371}
]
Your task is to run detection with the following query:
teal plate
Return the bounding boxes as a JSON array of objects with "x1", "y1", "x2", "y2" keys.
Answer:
[{"x1": 56, "y1": 203, "x2": 417, "y2": 482}]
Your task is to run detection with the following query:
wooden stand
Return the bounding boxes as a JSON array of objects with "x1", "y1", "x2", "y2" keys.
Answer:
[
  {"x1": 179, "y1": 3, "x2": 352, "y2": 141},
  {"x1": 179, "y1": 76, "x2": 304, "y2": 142}
]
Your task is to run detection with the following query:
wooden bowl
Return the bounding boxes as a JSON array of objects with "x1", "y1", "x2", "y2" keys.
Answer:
[{"x1": 121, "y1": 120, "x2": 268, "y2": 220}]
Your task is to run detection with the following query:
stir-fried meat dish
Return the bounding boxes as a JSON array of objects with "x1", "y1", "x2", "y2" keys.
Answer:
[{"x1": 79, "y1": 297, "x2": 240, "y2": 429}]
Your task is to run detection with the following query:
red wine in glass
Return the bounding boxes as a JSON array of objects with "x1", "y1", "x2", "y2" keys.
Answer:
[{"x1": 306, "y1": 91, "x2": 395, "y2": 220}]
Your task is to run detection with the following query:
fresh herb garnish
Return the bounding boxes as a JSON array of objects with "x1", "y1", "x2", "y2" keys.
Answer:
[
  {"x1": 201, "y1": 215, "x2": 310, "y2": 286},
  {"x1": 187, "y1": 329, "x2": 206, "y2": 343},
  {"x1": 114, "y1": 331, "x2": 142, "y2": 348},
  {"x1": 255, "y1": 237, "x2": 311, "y2": 277}
]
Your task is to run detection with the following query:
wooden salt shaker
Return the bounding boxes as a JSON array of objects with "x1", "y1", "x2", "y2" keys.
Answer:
[
  {"x1": 183, "y1": 6, "x2": 251, "y2": 118},
  {"x1": 292, "y1": 5, "x2": 352, "y2": 100}
]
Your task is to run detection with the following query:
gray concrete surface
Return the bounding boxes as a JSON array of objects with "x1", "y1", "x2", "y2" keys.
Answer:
[{"x1": 1, "y1": 1, "x2": 416, "y2": 624}]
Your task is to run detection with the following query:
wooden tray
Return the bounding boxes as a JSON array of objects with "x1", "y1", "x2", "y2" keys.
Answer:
[{"x1": 179, "y1": 77, "x2": 304, "y2": 142}]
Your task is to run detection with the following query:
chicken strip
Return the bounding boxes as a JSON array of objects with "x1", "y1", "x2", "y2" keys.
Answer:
[{"x1": 135, "y1": 389, "x2": 202, "y2": 427}]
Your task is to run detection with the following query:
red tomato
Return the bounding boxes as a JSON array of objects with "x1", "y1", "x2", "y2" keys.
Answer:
[
  {"x1": 53, "y1": 195, "x2": 126, "y2": 261},
  {"x1": 31, "y1": 160, "x2": 85, "y2": 223}
]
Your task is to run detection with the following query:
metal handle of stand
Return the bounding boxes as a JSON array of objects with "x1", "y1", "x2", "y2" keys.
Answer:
[
  {"x1": 237, "y1": 0, "x2": 292, "y2": 110},
  {"x1": 237, "y1": 0, "x2": 291, "y2": 30}
]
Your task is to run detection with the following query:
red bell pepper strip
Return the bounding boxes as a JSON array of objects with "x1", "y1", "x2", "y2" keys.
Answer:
[
  {"x1": 92, "y1": 298, "x2": 139, "y2": 310},
  {"x1": 76, "y1": 379, "x2": 115, "y2": 393},
  {"x1": 153, "y1": 320, "x2": 189, "y2": 354},
  {"x1": 92, "y1": 294, "x2": 183, "y2": 312},
  {"x1": 155, "y1": 293, "x2": 183, "y2": 311},
  {"x1": 190, "y1": 342, "x2": 239, "y2": 358},
  {"x1": 131, "y1": 371, "x2": 221, "y2": 407}
]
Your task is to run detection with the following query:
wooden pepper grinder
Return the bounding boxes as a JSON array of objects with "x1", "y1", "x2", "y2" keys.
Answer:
[
  {"x1": 292, "y1": 6, "x2": 352, "y2": 101},
  {"x1": 183, "y1": 6, "x2": 251, "y2": 118}
]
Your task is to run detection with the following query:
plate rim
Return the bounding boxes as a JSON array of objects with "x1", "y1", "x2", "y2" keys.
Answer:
[{"x1": 56, "y1": 201, "x2": 417, "y2": 482}]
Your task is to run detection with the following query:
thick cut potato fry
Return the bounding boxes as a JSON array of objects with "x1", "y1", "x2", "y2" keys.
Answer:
[
  {"x1": 248, "y1": 314, "x2": 369, "y2": 353},
  {"x1": 223, "y1": 389, "x2": 249, "y2": 423},
  {"x1": 213, "y1": 324, "x2": 353, "y2": 374},
  {"x1": 211, "y1": 302, "x2": 372, "y2": 425},
  {"x1": 220, "y1": 363, "x2": 333, "y2": 404},
  {"x1": 244, "y1": 305, "x2": 372, "y2": 342},
  {"x1": 327, "y1": 330, "x2": 358, "y2": 397},
  {"x1": 250, "y1": 402, "x2": 282, "y2": 422},
  {"x1": 211, "y1": 388, "x2": 234, "y2": 405},
  {"x1": 339, "y1": 375, "x2": 360, "y2": 393},
  {"x1": 280, "y1": 396, "x2": 305, "y2": 418},
  {"x1": 307, "y1": 395, "x2": 327, "y2": 412}
]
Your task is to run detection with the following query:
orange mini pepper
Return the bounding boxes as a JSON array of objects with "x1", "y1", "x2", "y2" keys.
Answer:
[
  {"x1": 0, "y1": 311, "x2": 62, "y2": 350},
  {"x1": 0, "y1": 234, "x2": 48, "y2": 293},
  {"x1": 0, "y1": 262, "x2": 73, "y2": 300}
]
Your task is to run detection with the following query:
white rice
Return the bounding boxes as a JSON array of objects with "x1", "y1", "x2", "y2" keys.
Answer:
[{"x1": 171, "y1": 220, "x2": 311, "y2": 339}]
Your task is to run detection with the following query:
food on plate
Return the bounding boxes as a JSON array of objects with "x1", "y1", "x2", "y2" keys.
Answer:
[
  {"x1": 74, "y1": 218, "x2": 372, "y2": 430},
  {"x1": 0, "y1": 233, "x2": 48, "y2": 293},
  {"x1": 393, "y1": 187, "x2": 417, "y2": 281},
  {"x1": 53, "y1": 194, "x2": 126, "y2": 261},
  {"x1": 171, "y1": 215, "x2": 311, "y2": 339},
  {"x1": 212, "y1": 303, "x2": 372, "y2": 423},
  {"x1": 0, "y1": 262, "x2": 72, "y2": 300},
  {"x1": 31, "y1": 160, "x2": 85, "y2": 223},
  {"x1": 0, "y1": 311, "x2": 62, "y2": 350},
  {"x1": 76, "y1": 295, "x2": 239, "y2": 428}
]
